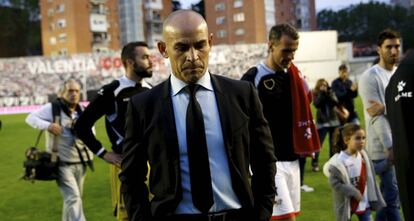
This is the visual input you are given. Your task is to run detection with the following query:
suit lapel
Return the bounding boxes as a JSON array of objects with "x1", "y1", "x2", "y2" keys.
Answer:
[
  {"x1": 160, "y1": 79, "x2": 180, "y2": 159},
  {"x1": 211, "y1": 74, "x2": 233, "y2": 152}
]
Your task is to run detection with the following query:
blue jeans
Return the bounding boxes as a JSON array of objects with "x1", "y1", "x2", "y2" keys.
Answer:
[
  {"x1": 354, "y1": 209, "x2": 371, "y2": 221},
  {"x1": 372, "y1": 159, "x2": 401, "y2": 221}
]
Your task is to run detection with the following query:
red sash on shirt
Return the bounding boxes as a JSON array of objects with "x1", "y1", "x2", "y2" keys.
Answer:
[
  {"x1": 289, "y1": 64, "x2": 321, "y2": 156},
  {"x1": 351, "y1": 159, "x2": 367, "y2": 213}
]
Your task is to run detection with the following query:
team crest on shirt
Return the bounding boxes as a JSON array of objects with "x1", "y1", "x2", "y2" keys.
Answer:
[
  {"x1": 394, "y1": 81, "x2": 412, "y2": 102},
  {"x1": 263, "y1": 79, "x2": 275, "y2": 90},
  {"x1": 97, "y1": 88, "x2": 104, "y2": 95}
]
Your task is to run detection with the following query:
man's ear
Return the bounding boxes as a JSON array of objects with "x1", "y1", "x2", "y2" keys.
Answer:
[
  {"x1": 126, "y1": 58, "x2": 134, "y2": 68},
  {"x1": 208, "y1": 33, "x2": 213, "y2": 47},
  {"x1": 157, "y1": 41, "x2": 168, "y2": 58},
  {"x1": 268, "y1": 41, "x2": 274, "y2": 52},
  {"x1": 376, "y1": 45, "x2": 384, "y2": 57}
]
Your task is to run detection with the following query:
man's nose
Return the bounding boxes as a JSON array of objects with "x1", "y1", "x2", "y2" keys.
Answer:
[
  {"x1": 391, "y1": 47, "x2": 399, "y2": 55},
  {"x1": 186, "y1": 47, "x2": 198, "y2": 61}
]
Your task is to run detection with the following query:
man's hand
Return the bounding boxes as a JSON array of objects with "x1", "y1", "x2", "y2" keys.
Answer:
[
  {"x1": 103, "y1": 151, "x2": 122, "y2": 167},
  {"x1": 366, "y1": 100, "x2": 385, "y2": 117},
  {"x1": 386, "y1": 148, "x2": 394, "y2": 165},
  {"x1": 354, "y1": 191, "x2": 363, "y2": 202},
  {"x1": 351, "y1": 82, "x2": 358, "y2": 91},
  {"x1": 48, "y1": 123, "x2": 63, "y2": 136}
]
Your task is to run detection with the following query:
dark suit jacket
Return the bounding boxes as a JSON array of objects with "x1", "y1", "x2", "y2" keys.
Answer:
[{"x1": 120, "y1": 74, "x2": 276, "y2": 221}]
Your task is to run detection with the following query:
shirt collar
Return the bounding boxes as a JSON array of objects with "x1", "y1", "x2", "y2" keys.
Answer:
[
  {"x1": 121, "y1": 75, "x2": 152, "y2": 88},
  {"x1": 120, "y1": 76, "x2": 137, "y2": 87},
  {"x1": 142, "y1": 80, "x2": 152, "y2": 88},
  {"x1": 170, "y1": 69, "x2": 213, "y2": 96},
  {"x1": 259, "y1": 62, "x2": 288, "y2": 74},
  {"x1": 259, "y1": 62, "x2": 275, "y2": 74},
  {"x1": 374, "y1": 64, "x2": 397, "y2": 74}
]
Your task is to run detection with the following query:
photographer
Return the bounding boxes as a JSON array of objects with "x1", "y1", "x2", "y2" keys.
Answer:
[
  {"x1": 26, "y1": 79, "x2": 93, "y2": 221},
  {"x1": 313, "y1": 79, "x2": 341, "y2": 160}
]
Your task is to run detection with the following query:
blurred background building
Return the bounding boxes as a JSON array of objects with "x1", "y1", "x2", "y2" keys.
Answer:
[
  {"x1": 142, "y1": 0, "x2": 172, "y2": 47},
  {"x1": 118, "y1": 0, "x2": 172, "y2": 48},
  {"x1": 40, "y1": 0, "x2": 121, "y2": 56},
  {"x1": 118, "y1": 0, "x2": 145, "y2": 48},
  {"x1": 39, "y1": 0, "x2": 316, "y2": 55},
  {"x1": 3, "y1": 0, "x2": 412, "y2": 58},
  {"x1": 205, "y1": 0, "x2": 317, "y2": 45},
  {"x1": 39, "y1": 0, "x2": 172, "y2": 56}
]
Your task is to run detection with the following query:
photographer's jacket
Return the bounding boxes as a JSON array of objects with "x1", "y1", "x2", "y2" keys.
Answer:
[{"x1": 25, "y1": 101, "x2": 93, "y2": 163}]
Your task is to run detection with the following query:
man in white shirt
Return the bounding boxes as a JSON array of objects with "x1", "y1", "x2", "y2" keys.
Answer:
[
  {"x1": 26, "y1": 79, "x2": 93, "y2": 221},
  {"x1": 358, "y1": 29, "x2": 402, "y2": 221}
]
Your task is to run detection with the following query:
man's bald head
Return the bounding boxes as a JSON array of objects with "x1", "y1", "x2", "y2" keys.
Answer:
[
  {"x1": 158, "y1": 10, "x2": 212, "y2": 84},
  {"x1": 162, "y1": 10, "x2": 208, "y2": 40}
]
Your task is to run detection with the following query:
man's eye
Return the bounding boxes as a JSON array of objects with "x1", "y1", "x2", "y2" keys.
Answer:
[
  {"x1": 175, "y1": 45, "x2": 188, "y2": 51},
  {"x1": 195, "y1": 43, "x2": 206, "y2": 50}
]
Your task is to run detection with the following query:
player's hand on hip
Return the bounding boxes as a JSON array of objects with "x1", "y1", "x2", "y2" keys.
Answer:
[{"x1": 103, "y1": 151, "x2": 122, "y2": 167}]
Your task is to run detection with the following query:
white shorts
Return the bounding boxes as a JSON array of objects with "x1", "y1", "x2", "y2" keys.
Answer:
[{"x1": 272, "y1": 160, "x2": 301, "y2": 220}]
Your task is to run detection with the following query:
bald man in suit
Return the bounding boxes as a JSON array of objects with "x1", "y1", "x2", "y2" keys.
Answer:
[{"x1": 120, "y1": 10, "x2": 276, "y2": 221}]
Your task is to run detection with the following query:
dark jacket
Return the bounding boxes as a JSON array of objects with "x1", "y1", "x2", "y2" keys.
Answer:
[
  {"x1": 75, "y1": 78, "x2": 149, "y2": 155},
  {"x1": 331, "y1": 78, "x2": 358, "y2": 122},
  {"x1": 313, "y1": 90, "x2": 340, "y2": 128},
  {"x1": 241, "y1": 66, "x2": 298, "y2": 161},
  {"x1": 120, "y1": 74, "x2": 276, "y2": 221},
  {"x1": 385, "y1": 51, "x2": 414, "y2": 221}
]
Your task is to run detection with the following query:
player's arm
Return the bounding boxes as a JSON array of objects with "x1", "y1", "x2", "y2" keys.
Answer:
[
  {"x1": 359, "y1": 74, "x2": 393, "y2": 161},
  {"x1": 74, "y1": 89, "x2": 111, "y2": 158},
  {"x1": 359, "y1": 73, "x2": 384, "y2": 117}
]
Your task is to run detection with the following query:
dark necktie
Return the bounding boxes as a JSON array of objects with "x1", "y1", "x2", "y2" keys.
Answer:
[{"x1": 185, "y1": 84, "x2": 214, "y2": 213}]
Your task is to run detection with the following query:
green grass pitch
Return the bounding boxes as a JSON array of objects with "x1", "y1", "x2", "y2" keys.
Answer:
[{"x1": 1, "y1": 97, "x2": 401, "y2": 220}]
